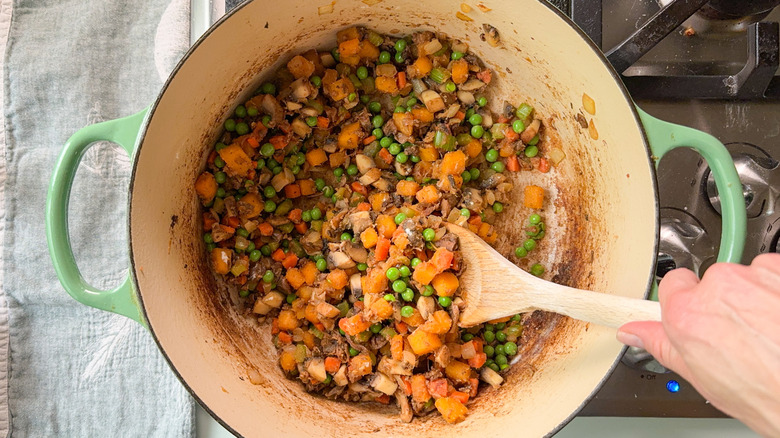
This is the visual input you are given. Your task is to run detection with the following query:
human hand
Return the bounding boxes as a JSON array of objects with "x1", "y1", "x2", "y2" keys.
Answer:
[{"x1": 617, "y1": 253, "x2": 780, "y2": 438}]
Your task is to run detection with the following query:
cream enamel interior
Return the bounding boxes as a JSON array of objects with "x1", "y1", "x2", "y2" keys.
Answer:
[{"x1": 129, "y1": 0, "x2": 658, "y2": 436}]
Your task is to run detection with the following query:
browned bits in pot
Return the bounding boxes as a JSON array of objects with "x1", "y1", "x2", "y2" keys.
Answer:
[
  {"x1": 482, "y1": 24, "x2": 500, "y2": 47},
  {"x1": 477, "y1": 3, "x2": 492, "y2": 12},
  {"x1": 588, "y1": 118, "x2": 599, "y2": 140},
  {"x1": 456, "y1": 11, "x2": 474, "y2": 21},
  {"x1": 460, "y1": 3, "x2": 472, "y2": 13}
]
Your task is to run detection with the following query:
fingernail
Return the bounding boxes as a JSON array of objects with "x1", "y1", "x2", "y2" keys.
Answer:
[{"x1": 616, "y1": 331, "x2": 645, "y2": 349}]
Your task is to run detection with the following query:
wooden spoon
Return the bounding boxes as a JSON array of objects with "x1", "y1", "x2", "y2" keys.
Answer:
[{"x1": 445, "y1": 224, "x2": 662, "y2": 328}]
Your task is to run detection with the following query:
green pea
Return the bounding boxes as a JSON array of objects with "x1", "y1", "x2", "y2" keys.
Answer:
[
  {"x1": 485, "y1": 149, "x2": 498, "y2": 162},
  {"x1": 394, "y1": 213, "x2": 407, "y2": 225},
  {"x1": 272, "y1": 167, "x2": 282, "y2": 175},
  {"x1": 399, "y1": 266, "x2": 411, "y2": 277},
  {"x1": 315, "y1": 258, "x2": 327, "y2": 272},
  {"x1": 512, "y1": 119, "x2": 525, "y2": 133},
  {"x1": 286, "y1": 293, "x2": 297, "y2": 304},
  {"x1": 255, "y1": 158, "x2": 266, "y2": 170},
  {"x1": 370, "y1": 323, "x2": 383, "y2": 334},
  {"x1": 515, "y1": 247, "x2": 528, "y2": 258},
  {"x1": 248, "y1": 250, "x2": 262, "y2": 262},
  {"x1": 261, "y1": 82, "x2": 276, "y2": 94},
  {"x1": 260, "y1": 245, "x2": 271, "y2": 256},
  {"x1": 401, "y1": 288, "x2": 415, "y2": 302},
  {"x1": 369, "y1": 101, "x2": 382, "y2": 113},
  {"x1": 483, "y1": 345, "x2": 495, "y2": 357},
  {"x1": 238, "y1": 289, "x2": 250, "y2": 298},
  {"x1": 224, "y1": 119, "x2": 236, "y2": 131},
  {"x1": 377, "y1": 136, "x2": 392, "y2": 149},
  {"x1": 496, "y1": 331, "x2": 507, "y2": 342},
  {"x1": 471, "y1": 125, "x2": 484, "y2": 138},
  {"x1": 396, "y1": 152, "x2": 408, "y2": 164},
  {"x1": 261, "y1": 115, "x2": 271, "y2": 126},
  {"x1": 462, "y1": 333, "x2": 474, "y2": 342},
  {"x1": 388, "y1": 143, "x2": 402, "y2": 156},
  {"x1": 484, "y1": 323, "x2": 495, "y2": 332},
  {"x1": 260, "y1": 143, "x2": 275, "y2": 157},
  {"x1": 410, "y1": 155, "x2": 420, "y2": 163},
  {"x1": 400, "y1": 305, "x2": 414, "y2": 318},
  {"x1": 410, "y1": 258, "x2": 421, "y2": 268},
  {"x1": 461, "y1": 170, "x2": 471, "y2": 183},
  {"x1": 530, "y1": 263, "x2": 545, "y2": 277},
  {"x1": 422, "y1": 228, "x2": 435, "y2": 242},
  {"x1": 346, "y1": 164, "x2": 358, "y2": 176},
  {"x1": 394, "y1": 38, "x2": 407, "y2": 52},
  {"x1": 495, "y1": 344, "x2": 505, "y2": 355},
  {"x1": 372, "y1": 128, "x2": 384, "y2": 139},
  {"x1": 214, "y1": 142, "x2": 227, "y2": 151},
  {"x1": 492, "y1": 201, "x2": 504, "y2": 213},
  {"x1": 356, "y1": 66, "x2": 369, "y2": 80},
  {"x1": 247, "y1": 107, "x2": 259, "y2": 117},
  {"x1": 386, "y1": 267, "x2": 401, "y2": 281},
  {"x1": 529, "y1": 214, "x2": 542, "y2": 225},
  {"x1": 451, "y1": 51, "x2": 464, "y2": 60},
  {"x1": 235, "y1": 122, "x2": 249, "y2": 135},
  {"x1": 333, "y1": 167, "x2": 344, "y2": 179},
  {"x1": 264, "y1": 200, "x2": 276, "y2": 213},
  {"x1": 311, "y1": 76, "x2": 322, "y2": 87},
  {"x1": 488, "y1": 363, "x2": 500, "y2": 372},
  {"x1": 379, "y1": 51, "x2": 391, "y2": 64},
  {"x1": 301, "y1": 210, "x2": 311, "y2": 223},
  {"x1": 524, "y1": 145, "x2": 539, "y2": 157},
  {"x1": 406, "y1": 97, "x2": 418, "y2": 107},
  {"x1": 495, "y1": 354, "x2": 508, "y2": 366},
  {"x1": 491, "y1": 161, "x2": 505, "y2": 173},
  {"x1": 357, "y1": 262, "x2": 368, "y2": 271},
  {"x1": 469, "y1": 113, "x2": 483, "y2": 126},
  {"x1": 322, "y1": 186, "x2": 334, "y2": 198},
  {"x1": 495, "y1": 322, "x2": 506, "y2": 330},
  {"x1": 512, "y1": 314, "x2": 522, "y2": 322},
  {"x1": 349, "y1": 347, "x2": 359, "y2": 356},
  {"x1": 306, "y1": 116, "x2": 318, "y2": 127},
  {"x1": 477, "y1": 96, "x2": 488, "y2": 107},
  {"x1": 438, "y1": 296, "x2": 452, "y2": 307},
  {"x1": 314, "y1": 178, "x2": 326, "y2": 191},
  {"x1": 214, "y1": 172, "x2": 226, "y2": 184},
  {"x1": 483, "y1": 330, "x2": 495, "y2": 343},
  {"x1": 507, "y1": 326, "x2": 521, "y2": 337},
  {"x1": 383, "y1": 293, "x2": 396, "y2": 302},
  {"x1": 372, "y1": 115, "x2": 384, "y2": 128},
  {"x1": 310, "y1": 207, "x2": 322, "y2": 220},
  {"x1": 261, "y1": 186, "x2": 274, "y2": 199},
  {"x1": 203, "y1": 233, "x2": 214, "y2": 245},
  {"x1": 394, "y1": 52, "x2": 404, "y2": 63},
  {"x1": 262, "y1": 270, "x2": 274, "y2": 283},
  {"x1": 460, "y1": 208, "x2": 470, "y2": 217},
  {"x1": 523, "y1": 239, "x2": 536, "y2": 251},
  {"x1": 340, "y1": 232, "x2": 352, "y2": 241},
  {"x1": 236, "y1": 228, "x2": 249, "y2": 238},
  {"x1": 421, "y1": 285, "x2": 434, "y2": 297}
]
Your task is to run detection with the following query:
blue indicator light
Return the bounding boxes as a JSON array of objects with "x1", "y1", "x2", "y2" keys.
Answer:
[{"x1": 666, "y1": 380, "x2": 680, "y2": 393}]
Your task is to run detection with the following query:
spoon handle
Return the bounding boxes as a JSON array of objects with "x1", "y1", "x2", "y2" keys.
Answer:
[{"x1": 525, "y1": 285, "x2": 662, "y2": 329}]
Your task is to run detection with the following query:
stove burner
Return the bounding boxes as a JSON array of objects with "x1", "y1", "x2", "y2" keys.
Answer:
[
  {"x1": 706, "y1": 143, "x2": 779, "y2": 218},
  {"x1": 703, "y1": 0, "x2": 780, "y2": 20},
  {"x1": 621, "y1": 346, "x2": 670, "y2": 373},
  {"x1": 657, "y1": 208, "x2": 717, "y2": 278}
]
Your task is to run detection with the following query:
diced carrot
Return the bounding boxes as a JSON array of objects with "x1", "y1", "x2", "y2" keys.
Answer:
[
  {"x1": 294, "y1": 222, "x2": 308, "y2": 234},
  {"x1": 306, "y1": 148, "x2": 328, "y2": 167},
  {"x1": 225, "y1": 216, "x2": 240, "y2": 229},
  {"x1": 394, "y1": 320, "x2": 409, "y2": 334},
  {"x1": 507, "y1": 155, "x2": 520, "y2": 172},
  {"x1": 351, "y1": 181, "x2": 368, "y2": 196},
  {"x1": 348, "y1": 353, "x2": 373, "y2": 379},
  {"x1": 360, "y1": 227, "x2": 379, "y2": 248},
  {"x1": 203, "y1": 213, "x2": 217, "y2": 230},
  {"x1": 271, "y1": 249, "x2": 286, "y2": 262},
  {"x1": 207, "y1": 150, "x2": 217, "y2": 166},
  {"x1": 257, "y1": 222, "x2": 274, "y2": 236},
  {"x1": 524, "y1": 185, "x2": 545, "y2": 209},
  {"x1": 411, "y1": 107, "x2": 434, "y2": 123},
  {"x1": 415, "y1": 185, "x2": 441, "y2": 204},
  {"x1": 391, "y1": 335, "x2": 405, "y2": 361},
  {"x1": 400, "y1": 376, "x2": 413, "y2": 396},
  {"x1": 411, "y1": 261, "x2": 437, "y2": 285},
  {"x1": 407, "y1": 329, "x2": 442, "y2": 355},
  {"x1": 324, "y1": 356, "x2": 341, "y2": 374},
  {"x1": 326, "y1": 269, "x2": 349, "y2": 289},
  {"x1": 282, "y1": 253, "x2": 299, "y2": 269},
  {"x1": 288, "y1": 208, "x2": 303, "y2": 224},
  {"x1": 278, "y1": 331, "x2": 293, "y2": 344},
  {"x1": 427, "y1": 378, "x2": 449, "y2": 399},
  {"x1": 246, "y1": 136, "x2": 260, "y2": 148},
  {"x1": 488, "y1": 316, "x2": 512, "y2": 324},
  {"x1": 431, "y1": 272, "x2": 459, "y2": 297},
  {"x1": 195, "y1": 172, "x2": 218, "y2": 203},
  {"x1": 377, "y1": 147, "x2": 394, "y2": 165},
  {"x1": 451, "y1": 59, "x2": 469, "y2": 84},
  {"x1": 375, "y1": 237, "x2": 391, "y2": 261},
  {"x1": 538, "y1": 157, "x2": 550, "y2": 173},
  {"x1": 339, "y1": 314, "x2": 371, "y2": 336},
  {"x1": 397, "y1": 71, "x2": 407, "y2": 89},
  {"x1": 504, "y1": 126, "x2": 520, "y2": 142},
  {"x1": 468, "y1": 377, "x2": 480, "y2": 398},
  {"x1": 357, "y1": 202, "x2": 371, "y2": 211},
  {"x1": 476, "y1": 69, "x2": 492, "y2": 84},
  {"x1": 269, "y1": 135, "x2": 288, "y2": 150},
  {"x1": 396, "y1": 180, "x2": 420, "y2": 197},
  {"x1": 284, "y1": 183, "x2": 301, "y2": 199},
  {"x1": 429, "y1": 248, "x2": 454, "y2": 273},
  {"x1": 450, "y1": 391, "x2": 470, "y2": 405},
  {"x1": 468, "y1": 352, "x2": 487, "y2": 369},
  {"x1": 376, "y1": 394, "x2": 391, "y2": 404},
  {"x1": 411, "y1": 375, "x2": 431, "y2": 403},
  {"x1": 316, "y1": 116, "x2": 329, "y2": 128}
]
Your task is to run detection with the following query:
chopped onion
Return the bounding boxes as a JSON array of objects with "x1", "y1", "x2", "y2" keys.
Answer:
[
  {"x1": 375, "y1": 64, "x2": 397, "y2": 77},
  {"x1": 359, "y1": 167, "x2": 382, "y2": 185},
  {"x1": 307, "y1": 358, "x2": 328, "y2": 382},
  {"x1": 247, "y1": 369, "x2": 263, "y2": 385},
  {"x1": 271, "y1": 168, "x2": 295, "y2": 192},
  {"x1": 480, "y1": 367, "x2": 504, "y2": 387},
  {"x1": 548, "y1": 147, "x2": 566, "y2": 165},
  {"x1": 452, "y1": 41, "x2": 469, "y2": 53},
  {"x1": 262, "y1": 291, "x2": 285, "y2": 308},
  {"x1": 422, "y1": 39, "x2": 442, "y2": 56},
  {"x1": 371, "y1": 372, "x2": 398, "y2": 395},
  {"x1": 355, "y1": 154, "x2": 376, "y2": 174},
  {"x1": 459, "y1": 79, "x2": 485, "y2": 91},
  {"x1": 291, "y1": 117, "x2": 312, "y2": 137},
  {"x1": 252, "y1": 299, "x2": 272, "y2": 315},
  {"x1": 439, "y1": 103, "x2": 461, "y2": 119}
]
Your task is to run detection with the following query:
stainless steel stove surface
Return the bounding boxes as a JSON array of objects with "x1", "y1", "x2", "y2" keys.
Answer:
[
  {"x1": 572, "y1": 0, "x2": 780, "y2": 418},
  {"x1": 198, "y1": 0, "x2": 779, "y2": 423}
]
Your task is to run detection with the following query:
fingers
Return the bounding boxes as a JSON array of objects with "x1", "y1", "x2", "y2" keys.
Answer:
[
  {"x1": 657, "y1": 268, "x2": 699, "y2": 304},
  {"x1": 617, "y1": 321, "x2": 686, "y2": 374}
]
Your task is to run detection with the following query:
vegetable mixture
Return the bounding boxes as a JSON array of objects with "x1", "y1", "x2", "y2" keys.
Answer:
[{"x1": 195, "y1": 27, "x2": 556, "y2": 424}]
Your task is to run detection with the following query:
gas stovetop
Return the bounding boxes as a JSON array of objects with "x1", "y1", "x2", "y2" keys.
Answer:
[
  {"x1": 564, "y1": 0, "x2": 780, "y2": 418},
  {"x1": 205, "y1": 0, "x2": 780, "y2": 420}
]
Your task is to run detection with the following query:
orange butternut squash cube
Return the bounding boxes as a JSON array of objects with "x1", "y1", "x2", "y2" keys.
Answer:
[
  {"x1": 412, "y1": 262, "x2": 438, "y2": 285},
  {"x1": 420, "y1": 310, "x2": 452, "y2": 334},
  {"x1": 370, "y1": 297, "x2": 395, "y2": 320},
  {"x1": 411, "y1": 374, "x2": 431, "y2": 403},
  {"x1": 464, "y1": 139, "x2": 482, "y2": 158},
  {"x1": 415, "y1": 185, "x2": 441, "y2": 204},
  {"x1": 431, "y1": 272, "x2": 459, "y2": 297},
  {"x1": 338, "y1": 122, "x2": 363, "y2": 150},
  {"x1": 440, "y1": 150, "x2": 466, "y2": 177},
  {"x1": 411, "y1": 107, "x2": 435, "y2": 123},
  {"x1": 435, "y1": 397, "x2": 468, "y2": 424},
  {"x1": 239, "y1": 193, "x2": 264, "y2": 218},
  {"x1": 285, "y1": 268, "x2": 306, "y2": 290},
  {"x1": 300, "y1": 261, "x2": 319, "y2": 285},
  {"x1": 326, "y1": 269, "x2": 349, "y2": 289},
  {"x1": 444, "y1": 360, "x2": 472, "y2": 384},
  {"x1": 195, "y1": 172, "x2": 217, "y2": 203},
  {"x1": 396, "y1": 180, "x2": 420, "y2": 197},
  {"x1": 218, "y1": 144, "x2": 253, "y2": 176},
  {"x1": 279, "y1": 350, "x2": 297, "y2": 372},
  {"x1": 360, "y1": 227, "x2": 379, "y2": 248},
  {"x1": 287, "y1": 55, "x2": 315, "y2": 79},
  {"x1": 376, "y1": 214, "x2": 397, "y2": 238},
  {"x1": 306, "y1": 148, "x2": 328, "y2": 166},
  {"x1": 277, "y1": 310, "x2": 300, "y2": 331},
  {"x1": 339, "y1": 314, "x2": 371, "y2": 336},
  {"x1": 375, "y1": 76, "x2": 399, "y2": 94},
  {"x1": 450, "y1": 59, "x2": 469, "y2": 84},
  {"x1": 407, "y1": 56, "x2": 433, "y2": 78},
  {"x1": 211, "y1": 248, "x2": 232, "y2": 275},
  {"x1": 362, "y1": 268, "x2": 388, "y2": 295},
  {"x1": 408, "y1": 329, "x2": 442, "y2": 356},
  {"x1": 524, "y1": 185, "x2": 545, "y2": 209}
]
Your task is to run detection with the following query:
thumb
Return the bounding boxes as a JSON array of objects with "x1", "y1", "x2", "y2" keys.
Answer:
[{"x1": 617, "y1": 321, "x2": 686, "y2": 375}]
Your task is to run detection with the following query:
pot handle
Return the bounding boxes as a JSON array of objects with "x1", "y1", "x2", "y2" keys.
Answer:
[
  {"x1": 45, "y1": 109, "x2": 148, "y2": 326},
  {"x1": 637, "y1": 107, "x2": 747, "y2": 264}
]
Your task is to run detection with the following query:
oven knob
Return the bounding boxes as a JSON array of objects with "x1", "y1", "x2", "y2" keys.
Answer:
[{"x1": 621, "y1": 346, "x2": 670, "y2": 374}]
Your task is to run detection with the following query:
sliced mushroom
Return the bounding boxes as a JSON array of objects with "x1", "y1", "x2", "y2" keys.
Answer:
[
  {"x1": 328, "y1": 251, "x2": 356, "y2": 269},
  {"x1": 358, "y1": 167, "x2": 382, "y2": 186},
  {"x1": 348, "y1": 211, "x2": 372, "y2": 235},
  {"x1": 316, "y1": 302, "x2": 341, "y2": 319},
  {"x1": 459, "y1": 78, "x2": 486, "y2": 91},
  {"x1": 349, "y1": 273, "x2": 363, "y2": 296},
  {"x1": 355, "y1": 154, "x2": 376, "y2": 174},
  {"x1": 345, "y1": 243, "x2": 368, "y2": 264},
  {"x1": 520, "y1": 118, "x2": 541, "y2": 143},
  {"x1": 420, "y1": 90, "x2": 446, "y2": 113}
]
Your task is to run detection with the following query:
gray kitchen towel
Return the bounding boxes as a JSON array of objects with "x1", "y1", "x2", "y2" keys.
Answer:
[{"x1": 0, "y1": 0, "x2": 195, "y2": 436}]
